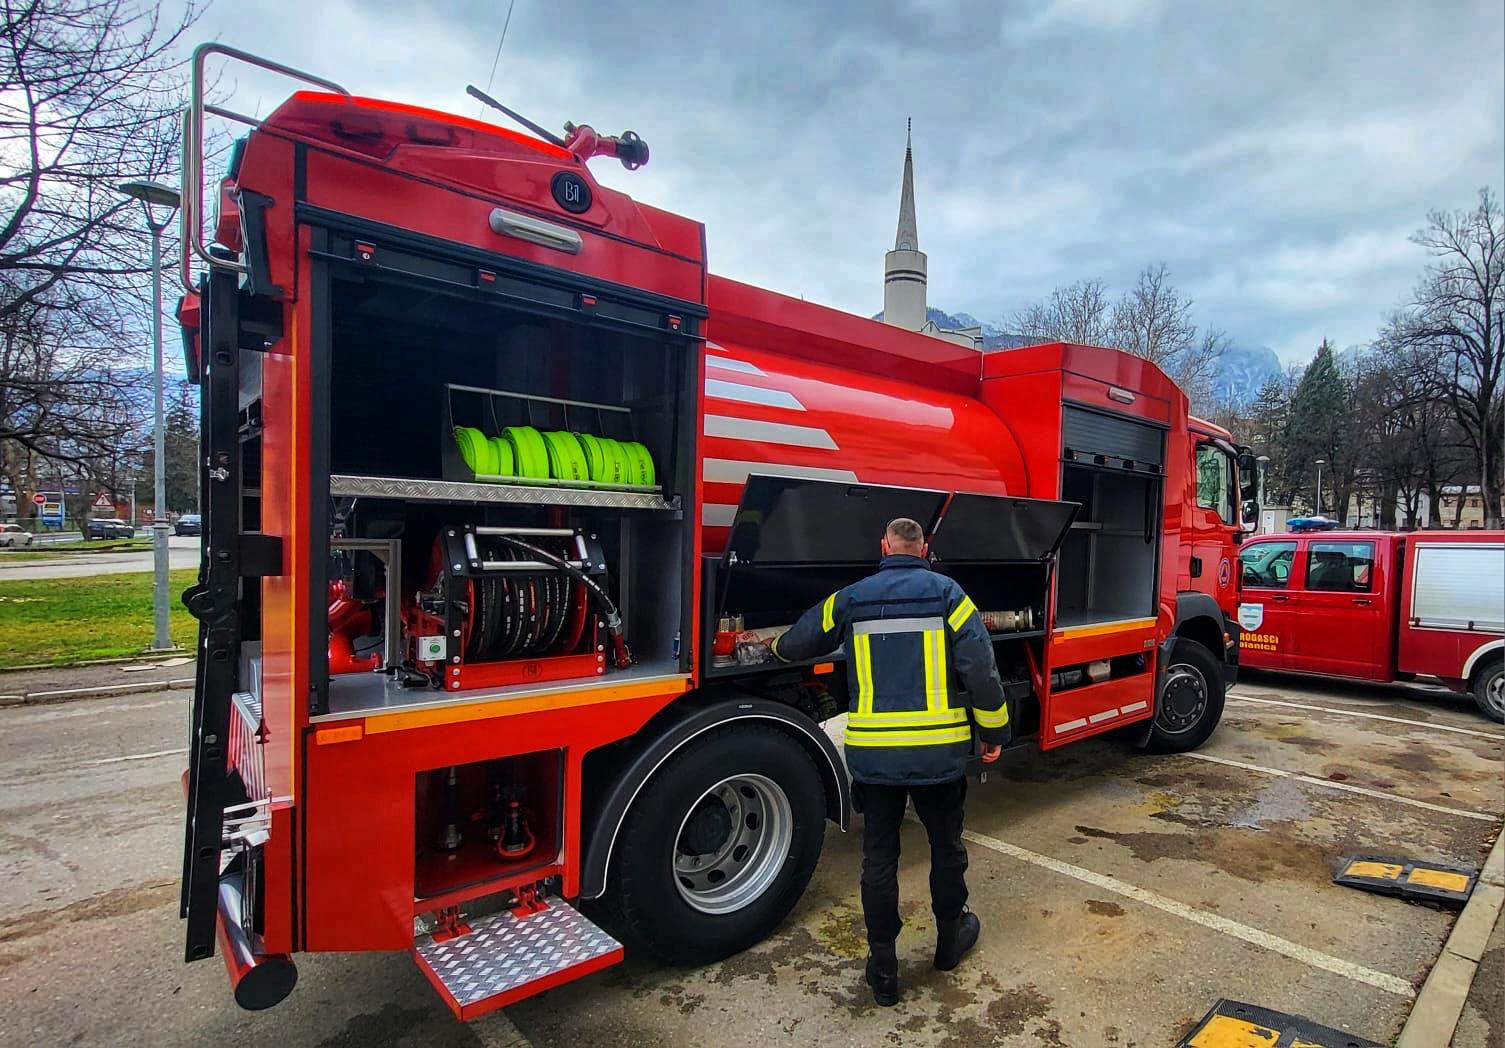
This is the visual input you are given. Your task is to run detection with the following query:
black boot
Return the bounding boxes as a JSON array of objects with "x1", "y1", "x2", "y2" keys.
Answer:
[
  {"x1": 934, "y1": 909, "x2": 980, "y2": 971},
  {"x1": 865, "y1": 941, "x2": 900, "y2": 1006}
]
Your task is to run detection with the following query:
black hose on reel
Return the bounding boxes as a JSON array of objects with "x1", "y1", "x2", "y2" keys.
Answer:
[{"x1": 484, "y1": 533, "x2": 633, "y2": 668}]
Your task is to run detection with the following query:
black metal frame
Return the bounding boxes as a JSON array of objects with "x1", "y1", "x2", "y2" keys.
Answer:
[{"x1": 180, "y1": 268, "x2": 245, "y2": 962}]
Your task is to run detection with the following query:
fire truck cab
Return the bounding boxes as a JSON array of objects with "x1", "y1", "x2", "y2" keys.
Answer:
[{"x1": 176, "y1": 46, "x2": 1249, "y2": 1019}]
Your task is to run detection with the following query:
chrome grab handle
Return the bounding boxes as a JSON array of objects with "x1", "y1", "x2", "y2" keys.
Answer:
[
  {"x1": 180, "y1": 43, "x2": 349, "y2": 294},
  {"x1": 462, "y1": 532, "x2": 589, "y2": 572}
]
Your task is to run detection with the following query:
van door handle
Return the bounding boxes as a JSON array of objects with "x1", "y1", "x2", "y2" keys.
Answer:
[
  {"x1": 1353, "y1": 598, "x2": 1373, "y2": 606},
  {"x1": 1271, "y1": 594, "x2": 1290, "y2": 602}
]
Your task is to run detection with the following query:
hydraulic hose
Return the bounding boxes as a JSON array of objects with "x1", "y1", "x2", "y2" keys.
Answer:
[{"x1": 485, "y1": 533, "x2": 633, "y2": 668}]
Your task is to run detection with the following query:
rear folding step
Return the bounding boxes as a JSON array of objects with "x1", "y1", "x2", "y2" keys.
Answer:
[{"x1": 413, "y1": 898, "x2": 623, "y2": 1020}]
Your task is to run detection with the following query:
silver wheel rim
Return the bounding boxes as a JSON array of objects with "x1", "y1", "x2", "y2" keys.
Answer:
[
  {"x1": 1157, "y1": 663, "x2": 1209, "y2": 735},
  {"x1": 672, "y1": 773, "x2": 792, "y2": 915},
  {"x1": 1486, "y1": 671, "x2": 1504, "y2": 717}
]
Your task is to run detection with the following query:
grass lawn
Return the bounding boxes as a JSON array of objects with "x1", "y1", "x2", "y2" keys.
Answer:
[{"x1": 0, "y1": 568, "x2": 199, "y2": 668}]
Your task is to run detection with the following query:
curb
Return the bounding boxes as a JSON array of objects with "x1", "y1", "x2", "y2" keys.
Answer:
[
  {"x1": 0, "y1": 676, "x2": 197, "y2": 709},
  {"x1": 1396, "y1": 827, "x2": 1505, "y2": 1048},
  {"x1": 0, "y1": 651, "x2": 190, "y2": 674}
]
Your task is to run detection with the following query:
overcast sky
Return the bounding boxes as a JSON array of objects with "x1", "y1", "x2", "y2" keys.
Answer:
[{"x1": 187, "y1": 0, "x2": 1503, "y2": 364}]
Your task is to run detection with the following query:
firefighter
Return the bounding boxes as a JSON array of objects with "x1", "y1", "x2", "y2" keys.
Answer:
[{"x1": 772, "y1": 517, "x2": 1009, "y2": 1007}]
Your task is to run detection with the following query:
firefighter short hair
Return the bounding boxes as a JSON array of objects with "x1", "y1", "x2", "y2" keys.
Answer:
[{"x1": 885, "y1": 518, "x2": 925, "y2": 550}]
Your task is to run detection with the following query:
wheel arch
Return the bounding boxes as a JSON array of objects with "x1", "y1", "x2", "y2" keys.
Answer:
[
  {"x1": 1168, "y1": 591, "x2": 1231, "y2": 665},
  {"x1": 1464, "y1": 640, "x2": 1504, "y2": 683},
  {"x1": 579, "y1": 692, "x2": 849, "y2": 901}
]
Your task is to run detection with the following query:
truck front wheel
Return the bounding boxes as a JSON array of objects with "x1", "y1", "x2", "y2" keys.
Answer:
[
  {"x1": 601, "y1": 724, "x2": 826, "y2": 965},
  {"x1": 1146, "y1": 639, "x2": 1225, "y2": 753},
  {"x1": 1472, "y1": 660, "x2": 1504, "y2": 724}
]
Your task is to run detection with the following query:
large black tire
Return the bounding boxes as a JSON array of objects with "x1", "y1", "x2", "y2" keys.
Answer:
[
  {"x1": 599, "y1": 724, "x2": 826, "y2": 966},
  {"x1": 1472, "y1": 659, "x2": 1504, "y2": 724},
  {"x1": 1146, "y1": 638, "x2": 1226, "y2": 753}
]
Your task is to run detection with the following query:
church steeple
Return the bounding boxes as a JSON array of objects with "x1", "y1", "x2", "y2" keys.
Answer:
[
  {"x1": 895, "y1": 117, "x2": 918, "y2": 252},
  {"x1": 883, "y1": 118, "x2": 927, "y2": 331}
]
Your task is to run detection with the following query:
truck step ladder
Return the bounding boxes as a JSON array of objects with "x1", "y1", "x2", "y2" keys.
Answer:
[{"x1": 413, "y1": 899, "x2": 623, "y2": 1020}]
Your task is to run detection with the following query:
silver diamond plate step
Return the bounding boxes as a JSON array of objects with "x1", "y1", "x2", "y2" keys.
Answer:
[{"x1": 413, "y1": 901, "x2": 623, "y2": 1020}]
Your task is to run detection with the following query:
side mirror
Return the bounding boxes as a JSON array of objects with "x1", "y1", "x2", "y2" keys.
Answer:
[
  {"x1": 1241, "y1": 498, "x2": 1260, "y2": 531},
  {"x1": 1237, "y1": 449, "x2": 1260, "y2": 502}
]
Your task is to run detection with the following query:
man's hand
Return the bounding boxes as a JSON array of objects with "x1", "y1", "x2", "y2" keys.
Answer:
[{"x1": 980, "y1": 743, "x2": 1002, "y2": 764}]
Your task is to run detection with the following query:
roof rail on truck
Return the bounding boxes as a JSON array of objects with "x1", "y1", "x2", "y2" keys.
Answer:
[{"x1": 179, "y1": 43, "x2": 349, "y2": 294}]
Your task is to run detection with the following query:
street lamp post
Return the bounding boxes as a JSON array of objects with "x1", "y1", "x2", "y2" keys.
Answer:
[
  {"x1": 1314, "y1": 458, "x2": 1326, "y2": 517},
  {"x1": 118, "y1": 179, "x2": 181, "y2": 652}
]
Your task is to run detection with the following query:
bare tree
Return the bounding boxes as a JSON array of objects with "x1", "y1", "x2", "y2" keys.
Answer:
[
  {"x1": 1012, "y1": 279, "x2": 1114, "y2": 345},
  {"x1": 1110, "y1": 263, "x2": 1227, "y2": 404},
  {"x1": 1383, "y1": 188, "x2": 1504, "y2": 527},
  {"x1": 1011, "y1": 266, "x2": 1227, "y2": 407},
  {"x1": 0, "y1": 0, "x2": 198, "y2": 515}
]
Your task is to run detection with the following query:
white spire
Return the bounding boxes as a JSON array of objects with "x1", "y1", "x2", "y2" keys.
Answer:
[
  {"x1": 895, "y1": 117, "x2": 918, "y2": 252},
  {"x1": 884, "y1": 118, "x2": 927, "y2": 331}
]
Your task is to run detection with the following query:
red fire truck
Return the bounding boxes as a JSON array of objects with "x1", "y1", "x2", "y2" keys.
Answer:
[
  {"x1": 1238, "y1": 529, "x2": 1504, "y2": 721},
  {"x1": 175, "y1": 47, "x2": 1257, "y2": 1018}
]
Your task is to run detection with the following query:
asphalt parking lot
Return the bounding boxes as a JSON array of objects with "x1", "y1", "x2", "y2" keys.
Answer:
[{"x1": 1, "y1": 672, "x2": 1500, "y2": 1047}]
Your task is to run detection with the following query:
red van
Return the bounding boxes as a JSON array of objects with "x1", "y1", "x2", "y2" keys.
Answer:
[{"x1": 1237, "y1": 530, "x2": 1504, "y2": 721}]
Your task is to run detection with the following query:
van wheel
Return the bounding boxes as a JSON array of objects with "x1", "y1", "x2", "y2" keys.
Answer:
[
  {"x1": 1473, "y1": 660, "x2": 1504, "y2": 724},
  {"x1": 1146, "y1": 639, "x2": 1225, "y2": 753},
  {"x1": 599, "y1": 725, "x2": 826, "y2": 965}
]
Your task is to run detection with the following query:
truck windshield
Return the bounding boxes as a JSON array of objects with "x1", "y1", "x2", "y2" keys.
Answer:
[{"x1": 1195, "y1": 443, "x2": 1236, "y2": 525}]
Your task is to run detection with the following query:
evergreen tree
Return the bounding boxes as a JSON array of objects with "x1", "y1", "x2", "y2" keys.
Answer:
[{"x1": 1283, "y1": 340, "x2": 1350, "y2": 515}]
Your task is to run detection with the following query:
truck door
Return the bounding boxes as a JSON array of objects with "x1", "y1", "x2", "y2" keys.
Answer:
[
  {"x1": 1291, "y1": 539, "x2": 1383, "y2": 678},
  {"x1": 1237, "y1": 538, "x2": 1298, "y2": 669}
]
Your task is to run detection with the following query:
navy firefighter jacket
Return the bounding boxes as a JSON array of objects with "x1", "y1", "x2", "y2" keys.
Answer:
[{"x1": 772, "y1": 554, "x2": 1010, "y2": 786}]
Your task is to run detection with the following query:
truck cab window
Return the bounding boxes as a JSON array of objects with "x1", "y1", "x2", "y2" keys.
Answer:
[
  {"x1": 1306, "y1": 541, "x2": 1375, "y2": 593},
  {"x1": 1195, "y1": 443, "x2": 1236, "y2": 525},
  {"x1": 1242, "y1": 541, "x2": 1296, "y2": 588}
]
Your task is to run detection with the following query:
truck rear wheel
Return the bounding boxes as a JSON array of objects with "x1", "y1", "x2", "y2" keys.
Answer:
[
  {"x1": 1146, "y1": 639, "x2": 1225, "y2": 753},
  {"x1": 1472, "y1": 660, "x2": 1504, "y2": 724},
  {"x1": 600, "y1": 724, "x2": 826, "y2": 965}
]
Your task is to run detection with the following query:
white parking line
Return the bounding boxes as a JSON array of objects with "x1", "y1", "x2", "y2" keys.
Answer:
[
  {"x1": 84, "y1": 747, "x2": 188, "y2": 766},
  {"x1": 1182, "y1": 751, "x2": 1498, "y2": 822},
  {"x1": 961, "y1": 826, "x2": 1416, "y2": 998},
  {"x1": 1228, "y1": 696, "x2": 1505, "y2": 741}
]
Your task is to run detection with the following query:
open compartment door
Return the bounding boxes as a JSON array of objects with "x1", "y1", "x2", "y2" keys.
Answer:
[
  {"x1": 703, "y1": 475, "x2": 948, "y2": 676},
  {"x1": 929, "y1": 493, "x2": 1078, "y2": 563}
]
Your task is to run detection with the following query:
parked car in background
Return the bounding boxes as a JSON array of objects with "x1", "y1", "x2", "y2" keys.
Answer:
[
  {"x1": 86, "y1": 518, "x2": 135, "y2": 540},
  {"x1": 174, "y1": 513, "x2": 202, "y2": 536},
  {"x1": 0, "y1": 523, "x2": 34, "y2": 548}
]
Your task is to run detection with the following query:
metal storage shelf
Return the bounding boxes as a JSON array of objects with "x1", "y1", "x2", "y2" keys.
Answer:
[{"x1": 329, "y1": 473, "x2": 680, "y2": 512}]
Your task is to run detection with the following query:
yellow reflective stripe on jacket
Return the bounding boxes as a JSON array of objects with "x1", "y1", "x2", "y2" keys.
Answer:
[
  {"x1": 921, "y1": 627, "x2": 948, "y2": 712},
  {"x1": 847, "y1": 707, "x2": 968, "y2": 730},
  {"x1": 973, "y1": 703, "x2": 1010, "y2": 729},
  {"x1": 853, "y1": 633, "x2": 875, "y2": 715},
  {"x1": 821, "y1": 592, "x2": 837, "y2": 632},
  {"x1": 947, "y1": 596, "x2": 977, "y2": 632},
  {"x1": 843, "y1": 725, "x2": 972, "y2": 747}
]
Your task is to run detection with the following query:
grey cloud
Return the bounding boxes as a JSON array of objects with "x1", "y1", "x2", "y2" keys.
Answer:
[{"x1": 194, "y1": 0, "x2": 1503, "y2": 363}]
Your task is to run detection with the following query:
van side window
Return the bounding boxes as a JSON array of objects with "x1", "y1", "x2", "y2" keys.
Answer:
[
  {"x1": 1307, "y1": 541, "x2": 1375, "y2": 593},
  {"x1": 1242, "y1": 541, "x2": 1296, "y2": 589}
]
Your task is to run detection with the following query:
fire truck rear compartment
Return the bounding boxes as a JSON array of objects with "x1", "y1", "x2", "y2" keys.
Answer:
[{"x1": 317, "y1": 264, "x2": 694, "y2": 720}]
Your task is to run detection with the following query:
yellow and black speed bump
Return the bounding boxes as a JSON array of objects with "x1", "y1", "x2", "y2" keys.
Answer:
[
  {"x1": 1334, "y1": 853, "x2": 1476, "y2": 906},
  {"x1": 1178, "y1": 999, "x2": 1381, "y2": 1047}
]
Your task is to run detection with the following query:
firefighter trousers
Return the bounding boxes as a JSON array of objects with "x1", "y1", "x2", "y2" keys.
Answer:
[{"x1": 854, "y1": 777, "x2": 969, "y2": 945}]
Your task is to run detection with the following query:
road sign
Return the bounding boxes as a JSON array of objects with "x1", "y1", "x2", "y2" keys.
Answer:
[
  {"x1": 93, "y1": 491, "x2": 115, "y2": 510},
  {"x1": 32, "y1": 493, "x2": 45, "y2": 505}
]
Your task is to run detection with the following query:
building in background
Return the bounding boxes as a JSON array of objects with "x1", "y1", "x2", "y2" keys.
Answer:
[{"x1": 881, "y1": 121, "x2": 981, "y2": 349}]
